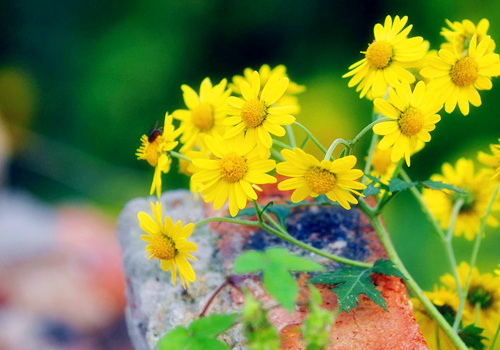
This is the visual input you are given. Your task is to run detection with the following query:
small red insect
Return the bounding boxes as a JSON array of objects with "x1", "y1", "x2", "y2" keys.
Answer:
[{"x1": 147, "y1": 121, "x2": 163, "y2": 143}]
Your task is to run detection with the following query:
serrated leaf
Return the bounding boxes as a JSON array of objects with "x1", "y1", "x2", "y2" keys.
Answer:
[
  {"x1": 370, "y1": 259, "x2": 406, "y2": 279},
  {"x1": 266, "y1": 247, "x2": 325, "y2": 272},
  {"x1": 233, "y1": 251, "x2": 266, "y2": 274},
  {"x1": 363, "y1": 183, "x2": 381, "y2": 197},
  {"x1": 421, "y1": 180, "x2": 466, "y2": 193},
  {"x1": 459, "y1": 324, "x2": 487, "y2": 350},
  {"x1": 189, "y1": 314, "x2": 238, "y2": 339},
  {"x1": 388, "y1": 178, "x2": 418, "y2": 192},
  {"x1": 157, "y1": 326, "x2": 190, "y2": 350},
  {"x1": 308, "y1": 259, "x2": 404, "y2": 313},
  {"x1": 263, "y1": 262, "x2": 298, "y2": 312}
]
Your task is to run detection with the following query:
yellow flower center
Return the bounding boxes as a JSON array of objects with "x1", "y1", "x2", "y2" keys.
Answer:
[
  {"x1": 191, "y1": 102, "x2": 214, "y2": 131},
  {"x1": 398, "y1": 108, "x2": 424, "y2": 136},
  {"x1": 305, "y1": 166, "x2": 337, "y2": 194},
  {"x1": 148, "y1": 234, "x2": 177, "y2": 260},
  {"x1": 241, "y1": 99, "x2": 266, "y2": 127},
  {"x1": 145, "y1": 139, "x2": 161, "y2": 167},
  {"x1": 220, "y1": 153, "x2": 248, "y2": 182},
  {"x1": 365, "y1": 41, "x2": 393, "y2": 69},
  {"x1": 451, "y1": 57, "x2": 479, "y2": 87}
]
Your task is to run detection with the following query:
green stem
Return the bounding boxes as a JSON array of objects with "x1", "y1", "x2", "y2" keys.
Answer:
[
  {"x1": 194, "y1": 215, "x2": 371, "y2": 268},
  {"x1": 362, "y1": 128, "x2": 379, "y2": 185},
  {"x1": 489, "y1": 321, "x2": 500, "y2": 350},
  {"x1": 453, "y1": 182, "x2": 500, "y2": 330},
  {"x1": 373, "y1": 159, "x2": 404, "y2": 214},
  {"x1": 294, "y1": 121, "x2": 327, "y2": 154},
  {"x1": 170, "y1": 151, "x2": 191, "y2": 162},
  {"x1": 324, "y1": 138, "x2": 350, "y2": 160},
  {"x1": 350, "y1": 117, "x2": 392, "y2": 147},
  {"x1": 285, "y1": 125, "x2": 296, "y2": 148},
  {"x1": 400, "y1": 169, "x2": 446, "y2": 242},
  {"x1": 270, "y1": 148, "x2": 285, "y2": 161},
  {"x1": 272, "y1": 139, "x2": 293, "y2": 150},
  {"x1": 370, "y1": 215, "x2": 468, "y2": 350}
]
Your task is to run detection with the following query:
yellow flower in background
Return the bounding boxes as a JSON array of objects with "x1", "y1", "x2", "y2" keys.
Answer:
[
  {"x1": 224, "y1": 70, "x2": 296, "y2": 149},
  {"x1": 420, "y1": 35, "x2": 500, "y2": 116},
  {"x1": 369, "y1": 145, "x2": 396, "y2": 184},
  {"x1": 478, "y1": 138, "x2": 500, "y2": 181},
  {"x1": 230, "y1": 64, "x2": 305, "y2": 114},
  {"x1": 495, "y1": 264, "x2": 500, "y2": 276},
  {"x1": 136, "y1": 113, "x2": 179, "y2": 197},
  {"x1": 441, "y1": 18, "x2": 496, "y2": 55},
  {"x1": 191, "y1": 134, "x2": 277, "y2": 217},
  {"x1": 373, "y1": 81, "x2": 442, "y2": 166},
  {"x1": 276, "y1": 149, "x2": 366, "y2": 209},
  {"x1": 422, "y1": 158, "x2": 500, "y2": 240},
  {"x1": 138, "y1": 202, "x2": 198, "y2": 289},
  {"x1": 441, "y1": 262, "x2": 500, "y2": 345},
  {"x1": 412, "y1": 286, "x2": 460, "y2": 350},
  {"x1": 343, "y1": 15, "x2": 427, "y2": 99},
  {"x1": 173, "y1": 77, "x2": 231, "y2": 152}
]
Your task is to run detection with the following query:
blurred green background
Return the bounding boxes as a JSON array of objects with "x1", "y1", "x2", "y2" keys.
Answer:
[{"x1": 1, "y1": 0, "x2": 499, "y2": 290}]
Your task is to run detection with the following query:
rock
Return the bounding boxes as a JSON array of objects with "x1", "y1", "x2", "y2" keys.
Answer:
[{"x1": 117, "y1": 189, "x2": 429, "y2": 349}]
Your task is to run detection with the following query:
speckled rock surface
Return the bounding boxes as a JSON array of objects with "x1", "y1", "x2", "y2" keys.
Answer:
[{"x1": 118, "y1": 188, "x2": 429, "y2": 349}]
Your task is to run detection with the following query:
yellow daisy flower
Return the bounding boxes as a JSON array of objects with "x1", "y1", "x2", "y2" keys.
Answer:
[
  {"x1": 441, "y1": 18, "x2": 496, "y2": 55},
  {"x1": 136, "y1": 113, "x2": 179, "y2": 197},
  {"x1": 412, "y1": 286, "x2": 460, "y2": 350},
  {"x1": 343, "y1": 15, "x2": 427, "y2": 99},
  {"x1": 230, "y1": 64, "x2": 305, "y2": 114},
  {"x1": 478, "y1": 138, "x2": 500, "y2": 181},
  {"x1": 420, "y1": 35, "x2": 500, "y2": 116},
  {"x1": 370, "y1": 145, "x2": 396, "y2": 184},
  {"x1": 422, "y1": 158, "x2": 500, "y2": 240},
  {"x1": 138, "y1": 201, "x2": 197, "y2": 289},
  {"x1": 441, "y1": 262, "x2": 500, "y2": 344},
  {"x1": 190, "y1": 134, "x2": 277, "y2": 217},
  {"x1": 372, "y1": 81, "x2": 442, "y2": 166},
  {"x1": 223, "y1": 70, "x2": 296, "y2": 150},
  {"x1": 495, "y1": 263, "x2": 500, "y2": 276},
  {"x1": 276, "y1": 149, "x2": 366, "y2": 209},
  {"x1": 173, "y1": 77, "x2": 231, "y2": 152}
]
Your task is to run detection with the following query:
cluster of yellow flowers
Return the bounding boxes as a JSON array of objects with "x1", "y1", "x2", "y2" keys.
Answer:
[
  {"x1": 413, "y1": 262, "x2": 500, "y2": 349},
  {"x1": 345, "y1": 15, "x2": 500, "y2": 167}
]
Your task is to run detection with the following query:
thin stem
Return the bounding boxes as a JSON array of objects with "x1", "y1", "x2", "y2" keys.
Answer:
[
  {"x1": 454, "y1": 182, "x2": 500, "y2": 330},
  {"x1": 199, "y1": 281, "x2": 228, "y2": 317},
  {"x1": 170, "y1": 151, "x2": 191, "y2": 162},
  {"x1": 362, "y1": 130, "x2": 379, "y2": 185},
  {"x1": 294, "y1": 121, "x2": 327, "y2": 154},
  {"x1": 400, "y1": 169, "x2": 446, "y2": 241},
  {"x1": 261, "y1": 222, "x2": 372, "y2": 268},
  {"x1": 270, "y1": 147, "x2": 285, "y2": 161},
  {"x1": 489, "y1": 322, "x2": 500, "y2": 350},
  {"x1": 370, "y1": 215, "x2": 468, "y2": 350},
  {"x1": 194, "y1": 215, "x2": 371, "y2": 268},
  {"x1": 252, "y1": 200, "x2": 263, "y2": 224},
  {"x1": 272, "y1": 139, "x2": 293, "y2": 151},
  {"x1": 350, "y1": 117, "x2": 392, "y2": 147},
  {"x1": 285, "y1": 125, "x2": 296, "y2": 148},
  {"x1": 373, "y1": 159, "x2": 404, "y2": 214},
  {"x1": 324, "y1": 138, "x2": 350, "y2": 161}
]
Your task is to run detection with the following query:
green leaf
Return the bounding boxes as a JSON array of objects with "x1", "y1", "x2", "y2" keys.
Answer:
[
  {"x1": 421, "y1": 180, "x2": 466, "y2": 193},
  {"x1": 189, "y1": 314, "x2": 238, "y2": 339},
  {"x1": 263, "y1": 262, "x2": 298, "y2": 312},
  {"x1": 308, "y1": 259, "x2": 405, "y2": 313},
  {"x1": 388, "y1": 178, "x2": 418, "y2": 192},
  {"x1": 233, "y1": 248, "x2": 324, "y2": 313},
  {"x1": 363, "y1": 183, "x2": 381, "y2": 197},
  {"x1": 266, "y1": 247, "x2": 325, "y2": 272},
  {"x1": 233, "y1": 251, "x2": 266, "y2": 274},
  {"x1": 157, "y1": 326, "x2": 190, "y2": 350},
  {"x1": 459, "y1": 324, "x2": 487, "y2": 350},
  {"x1": 231, "y1": 207, "x2": 258, "y2": 218},
  {"x1": 370, "y1": 259, "x2": 407, "y2": 279},
  {"x1": 190, "y1": 338, "x2": 230, "y2": 350}
]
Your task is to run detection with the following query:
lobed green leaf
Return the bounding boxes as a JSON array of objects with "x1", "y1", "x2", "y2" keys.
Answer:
[
  {"x1": 233, "y1": 251, "x2": 266, "y2": 274},
  {"x1": 189, "y1": 313, "x2": 238, "y2": 339}
]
